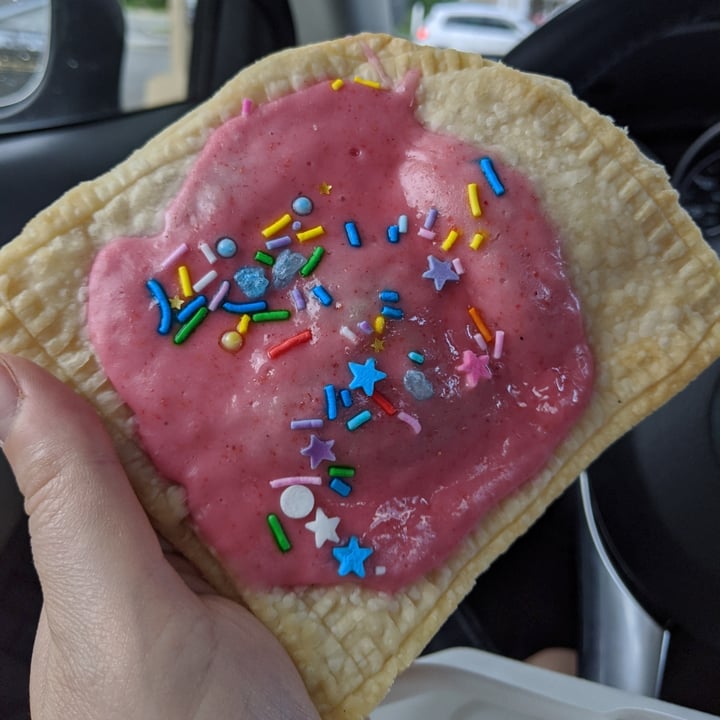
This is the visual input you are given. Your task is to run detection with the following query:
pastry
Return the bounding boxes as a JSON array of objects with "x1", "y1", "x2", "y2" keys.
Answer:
[{"x1": 1, "y1": 33, "x2": 718, "y2": 720}]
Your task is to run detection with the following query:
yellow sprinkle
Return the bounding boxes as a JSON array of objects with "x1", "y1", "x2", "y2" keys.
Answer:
[
  {"x1": 373, "y1": 315, "x2": 386, "y2": 335},
  {"x1": 371, "y1": 338, "x2": 385, "y2": 352},
  {"x1": 237, "y1": 314, "x2": 251, "y2": 334},
  {"x1": 354, "y1": 76, "x2": 381, "y2": 90},
  {"x1": 319, "y1": 182, "x2": 332, "y2": 195},
  {"x1": 441, "y1": 229, "x2": 459, "y2": 252},
  {"x1": 220, "y1": 331, "x2": 243, "y2": 353},
  {"x1": 468, "y1": 306, "x2": 493, "y2": 343},
  {"x1": 178, "y1": 265, "x2": 193, "y2": 298},
  {"x1": 468, "y1": 183, "x2": 482, "y2": 218},
  {"x1": 331, "y1": 78, "x2": 344, "y2": 91},
  {"x1": 470, "y1": 232, "x2": 486, "y2": 250},
  {"x1": 261, "y1": 213, "x2": 292, "y2": 238},
  {"x1": 169, "y1": 295, "x2": 184, "y2": 310},
  {"x1": 296, "y1": 225, "x2": 325, "y2": 242}
]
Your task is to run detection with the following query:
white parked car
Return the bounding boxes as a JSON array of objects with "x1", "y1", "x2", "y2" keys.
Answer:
[{"x1": 414, "y1": 2, "x2": 536, "y2": 58}]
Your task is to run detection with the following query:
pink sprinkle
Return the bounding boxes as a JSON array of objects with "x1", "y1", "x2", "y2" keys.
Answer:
[
  {"x1": 418, "y1": 227, "x2": 436, "y2": 240},
  {"x1": 473, "y1": 333, "x2": 488, "y2": 352},
  {"x1": 397, "y1": 411, "x2": 421, "y2": 434},
  {"x1": 159, "y1": 243, "x2": 188, "y2": 270},
  {"x1": 241, "y1": 98, "x2": 254, "y2": 116},
  {"x1": 493, "y1": 330, "x2": 505, "y2": 359},
  {"x1": 269, "y1": 476, "x2": 322, "y2": 489},
  {"x1": 452, "y1": 258, "x2": 465, "y2": 275},
  {"x1": 291, "y1": 287, "x2": 306, "y2": 310},
  {"x1": 208, "y1": 280, "x2": 230, "y2": 311}
]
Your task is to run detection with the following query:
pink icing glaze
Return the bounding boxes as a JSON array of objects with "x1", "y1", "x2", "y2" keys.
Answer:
[{"x1": 87, "y1": 78, "x2": 593, "y2": 592}]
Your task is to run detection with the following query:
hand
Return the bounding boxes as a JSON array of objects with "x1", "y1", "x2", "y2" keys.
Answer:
[{"x1": 0, "y1": 355, "x2": 320, "y2": 720}]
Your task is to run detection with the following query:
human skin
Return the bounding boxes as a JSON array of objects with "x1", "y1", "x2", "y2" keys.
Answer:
[{"x1": 0, "y1": 354, "x2": 320, "y2": 720}]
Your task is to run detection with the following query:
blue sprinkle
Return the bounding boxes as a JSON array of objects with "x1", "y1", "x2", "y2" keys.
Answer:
[
  {"x1": 234, "y1": 266, "x2": 269, "y2": 299},
  {"x1": 424, "y1": 208, "x2": 438, "y2": 229},
  {"x1": 329, "y1": 478, "x2": 352, "y2": 497},
  {"x1": 340, "y1": 388, "x2": 353, "y2": 408},
  {"x1": 403, "y1": 370, "x2": 434, "y2": 401},
  {"x1": 292, "y1": 196, "x2": 313, "y2": 215},
  {"x1": 398, "y1": 214, "x2": 408, "y2": 233},
  {"x1": 379, "y1": 289, "x2": 400, "y2": 303},
  {"x1": 272, "y1": 249, "x2": 306, "y2": 289},
  {"x1": 292, "y1": 220, "x2": 302, "y2": 231},
  {"x1": 386, "y1": 225, "x2": 400, "y2": 243},
  {"x1": 216, "y1": 236, "x2": 237, "y2": 258},
  {"x1": 146, "y1": 278, "x2": 173, "y2": 335},
  {"x1": 324, "y1": 384, "x2": 338, "y2": 421},
  {"x1": 344, "y1": 221, "x2": 362, "y2": 247},
  {"x1": 479, "y1": 156, "x2": 506, "y2": 196},
  {"x1": 408, "y1": 351, "x2": 425, "y2": 365},
  {"x1": 312, "y1": 285, "x2": 333, "y2": 306},
  {"x1": 381, "y1": 305, "x2": 404, "y2": 319},
  {"x1": 346, "y1": 409, "x2": 372, "y2": 431},
  {"x1": 176, "y1": 294, "x2": 207, "y2": 323},
  {"x1": 221, "y1": 300, "x2": 268, "y2": 314}
]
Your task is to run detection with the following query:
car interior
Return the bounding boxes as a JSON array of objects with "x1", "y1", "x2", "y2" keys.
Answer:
[{"x1": 1, "y1": 0, "x2": 719, "y2": 717}]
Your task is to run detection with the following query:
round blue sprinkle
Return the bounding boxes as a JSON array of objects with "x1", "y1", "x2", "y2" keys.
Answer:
[
  {"x1": 292, "y1": 196, "x2": 313, "y2": 216},
  {"x1": 292, "y1": 220, "x2": 302, "y2": 231},
  {"x1": 216, "y1": 236, "x2": 237, "y2": 258}
]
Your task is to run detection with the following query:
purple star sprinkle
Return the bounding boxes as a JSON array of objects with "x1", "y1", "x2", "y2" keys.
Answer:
[
  {"x1": 300, "y1": 434, "x2": 336, "y2": 469},
  {"x1": 422, "y1": 255, "x2": 460, "y2": 291}
]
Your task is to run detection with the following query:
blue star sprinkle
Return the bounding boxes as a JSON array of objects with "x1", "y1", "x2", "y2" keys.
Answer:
[
  {"x1": 300, "y1": 434, "x2": 336, "y2": 469},
  {"x1": 347, "y1": 357, "x2": 387, "y2": 396},
  {"x1": 332, "y1": 536, "x2": 374, "y2": 578},
  {"x1": 422, "y1": 255, "x2": 460, "y2": 291}
]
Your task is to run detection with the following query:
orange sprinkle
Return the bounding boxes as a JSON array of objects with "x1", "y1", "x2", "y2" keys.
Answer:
[
  {"x1": 267, "y1": 329, "x2": 313, "y2": 359},
  {"x1": 468, "y1": 306, "x2": 493, "y2": 342}
]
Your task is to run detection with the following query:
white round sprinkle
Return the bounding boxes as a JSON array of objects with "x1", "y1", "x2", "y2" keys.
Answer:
[{"x1": 280, "y1": 485, "x2": 315, "y2": 519}]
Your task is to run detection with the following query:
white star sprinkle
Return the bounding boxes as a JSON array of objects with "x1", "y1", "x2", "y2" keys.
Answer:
[{"x1": 304, "y1": 508, "x2": 341, "y2": 548}]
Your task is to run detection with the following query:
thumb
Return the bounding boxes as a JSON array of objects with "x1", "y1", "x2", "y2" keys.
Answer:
[{"x1": 0, "y1": 354, "x2": 167, "y2": 626}]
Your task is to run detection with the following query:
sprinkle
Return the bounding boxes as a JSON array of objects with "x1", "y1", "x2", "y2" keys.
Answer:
[
  {"x1": 312, "y1": 285, "x2": 333, "y2": 306},
  {"x1": 252, "y1": 309, "x2": 291, "y2": 322},
  {"x1": 268, "y1": 329, "x2": 312, "y2": 359},
  {"x1": 332, "y1": 536, "x2": 373, "y2": 577},
  {"x1": 346, "y1": 409, "x2": 372, "y2": 431},
  {"x1": 291, "y1": 287, "x2": 306, "y2": 310},
  {"x1": 160, "y1": 243, "x2": 188, "y2": 270},
  {"x1": 177, "y1": 294, "x2": 207, "y2": 323},
  {"x1": 474, "y1": 332, "x2": 488, "y2": 351},
  {"x1": 371, "y1": 338, "x2": 385, "y2": 352},
  {"x1": 379, "y1": 290, "x2": 400, "y2": 303},
  {"x1": 467, "y1": 182, "x2": 482, "y2": 217},
  {"x1": 339, "y1": 388, "x2": 353, "y2": 407},
  {"x1": 265, "y1": 235, "x2": 292, "y2": 250},
  {"x1": 408, "y1": 351, "x2": 424, "y2": 364},
  {"x1": 208, "y1": 280, "x2": 230, "y2": 311},
  {"x1": 424, "y1": 208, "x2": 438, "y2": 230},
  {"x1": 220, "y1": 330, "x2": 243, "y2": 352},
  {"x1": 267, "y1": 513, "x2": 291, "y2": 552},
  {"x1": 381, "y1": 305, "x2": 404, "y2": 320},
  {"x1": 290, "y1": 418, "x2": 324, "y2": 430},
  {"x1": 234, "y1": 266, "x2": 269, "y2": 298},
  {"x1": 199, "y1": 242, "x2": 217, "y2": 264},
  {"x1": 331, "y1": 78, "x2": 344, "y2": 91},
  {"x1": 300, "y1": 434, "x2": 336, "y2": 469},
  {"x1": 457, "y1": 350, "x2": 492, "y2": 388},
  {"x1": 375, "y1": 566, "x2": 387, "y2": 576},
  {"x1": 441, "y1": 229, "x2": 459, "y2": 252},
  {"x1": 423, "y1": 255, "x2": 460, "y2": 291},
  {"x1": 299, "y1": 246, "x2": 325, "y2": 277},
  {"x1": 169, "y1": 296, "x2": 184, "y2": 310},
  {"x1": 418, "y1": 227, "x2": 436, "y2": 240},
  {"x1": 397, "y1": 411, "x2": 422, "y2": 434},
  {"x1": 305, "y1": 509, "x2": 341, "y2": 548},
  {"x1": 241, "y1": 98, "x2": 253, "y2": 116},
  {"x1": 403, "y1": 369, "x2": 434, "y2": 401},
  {"x1": 280, "y1": 485, "x2": 315, "y2": 519},
  {"x1": 222, "y1": 300, "x2": 268, "y2": 314},
  {"x1": 373, "y1": 315, "x2": 386, "y2": 334},
  {"x1": 292, "y1": 220, "x2": 302, "y2": 230},
  {"x1": 353, "y1": 76, "x2": 381, "y2": 89},
  {"x1": 340, "y1": 325, "x2": 358, "y2": 344},
  {"x1": 192, "y1": 269, "x2": 218, "y2": 293},
  {"x1": 386, "y1": 225, "x2": 400, "y2": 243},
  {"x1": 261, "y1": 213, "x2": 292, "y2": 238},
  {"x1": 292, "y1": 196, "x2": 313, "y2": 215},
  {"x1": 398, "y1": 214, "x2": 408, "y2": 233},
  {"x1": 470, "y1": 232, "x2": 485, "y2": 251},
  {"x1": 468, "y1": 306, "x2": 493, "y2": 342},
  {"x1": 479, "y1": 156, "x2": 506, "y2": 196},
  {"x1": 178, "y1": 265, "x2": 193, "y2": 297},
  {"x1": 296, "y1": 225, "x2": 325, "y2": 243},
  {"x1": 173, "y1": 306, "x2": 208, "y2": 345},
  {"x1": 146, "y1": 278, "x2": 173, "y2": 335},
  {"x1": 329, "y1": 478, "x2": 352, "y2": 497},
  {"x1": 254, "y1": 250, "x2": 275, "y2": 266},
  {"x1": 370, "y1": 389, "x2": 397, "y2": 415},
  {"x1": 215, "y1": 236, "x2": 237, "y2": 258},
  {"x1": 324, "y1": 384, "x2": 338, "y2": 420},
  {"x1": 329, "y1": 465, "x2": 356, "y2": 478},
  {"x1": 270, "y1": 476, "x2": 322, "y2": 489},
  {"x1": 452, "y1": 258, "x2": 465, "y2": 275},
  {"x1": 344, "y1": 221, "x2": 362, "y2": 247},
  {"x1": 493, "y1": 330, "x2": 505, "y2": 359},
  {"x1": 357, "y1": 320, "x2": 373, "y2": 335},
  {"x1": 319, "y1": 182, "x2": 332, "y2": 195}
]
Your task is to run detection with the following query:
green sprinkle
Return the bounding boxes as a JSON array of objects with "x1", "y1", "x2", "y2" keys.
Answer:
[
  {"x1": 408, "y1": 351, "x2": 425, "y2": 365},
  {"x1": 329, "y1": 465, "x2": 356, "y2": 478},
  {"x1": 173, "y1": 306, "x2": 209, "y2": 345},
  {"x1": 252, "y1": 310, "x2": 291, "y2": 322},
  {"x1": 299, "y1": 246, "x2": 325, "y2": 277},
  {"x1": 267, "y1": 513, "x2": 292, "y2": 552},
  {"x1": 254, "y1": 250, "x2": 275, "y2": 266}
]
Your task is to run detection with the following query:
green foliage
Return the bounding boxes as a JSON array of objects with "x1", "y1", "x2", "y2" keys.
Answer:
[{"x1": 122, "y1": 0, "x2": 167, "y2": 9}]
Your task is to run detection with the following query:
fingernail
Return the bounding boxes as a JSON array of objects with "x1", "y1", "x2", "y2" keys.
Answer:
[{"x1": 0, "y1": 357, "x2": 21, "y2": 444}]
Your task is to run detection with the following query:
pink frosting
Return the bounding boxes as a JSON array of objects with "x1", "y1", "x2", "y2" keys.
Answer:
[{"x1": 87, "y1": 78, "x2": 593, "y2": 592}]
